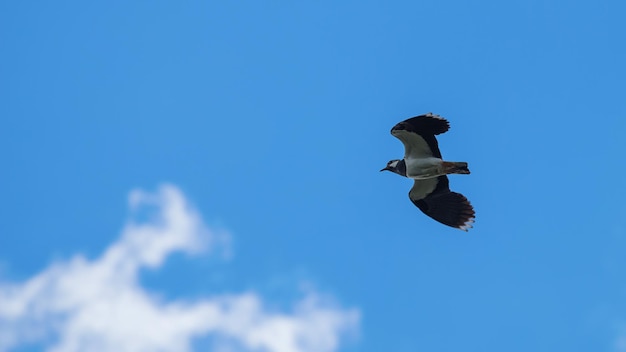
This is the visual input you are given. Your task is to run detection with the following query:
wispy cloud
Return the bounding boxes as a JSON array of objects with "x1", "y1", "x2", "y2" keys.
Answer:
[
  {"x1": 617, "y1": 333, "x2": 626, "y2": 352},
  {"x1": 0, "y1": 185, "x2": 359, "y2": 352}
]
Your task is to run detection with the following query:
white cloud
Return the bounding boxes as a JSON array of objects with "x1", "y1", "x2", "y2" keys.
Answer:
[
  {"x1": 617, "y1": 336, "x2": 626, "y2": 352},
  {"x1": 616, "y1": 323, "x2": 626, "y2": 352},
  {"x1": 0, "y1": 185, "x2": 359, "y2": 352}
]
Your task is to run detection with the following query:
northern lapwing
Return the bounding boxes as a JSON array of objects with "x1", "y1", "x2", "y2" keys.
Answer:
[{"x1": 381, "y1": 113, "x2": 475, "y2": 231}]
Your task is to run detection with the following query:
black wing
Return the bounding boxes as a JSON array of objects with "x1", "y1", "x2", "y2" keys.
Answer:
[
  {"x1": 391, "y1": 113, "x2": 449, "y2": 159},
  {"x1": 409, "y1": 176, "x2": 475, "y2": 231}
]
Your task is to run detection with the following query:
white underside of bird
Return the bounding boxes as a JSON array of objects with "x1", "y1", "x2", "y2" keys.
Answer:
[{"x1": 405, "y1": 157, "x2": 445, "y2": 180}]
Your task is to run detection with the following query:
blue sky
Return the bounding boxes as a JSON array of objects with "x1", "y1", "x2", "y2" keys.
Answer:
[{"x1": 1, "y1": 1, "x2": 626, "y2": 351}]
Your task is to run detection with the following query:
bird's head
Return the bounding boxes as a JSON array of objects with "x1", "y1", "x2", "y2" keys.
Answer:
[{"x1": 380, "y1": 159, "x2": 402, "y2": 174}]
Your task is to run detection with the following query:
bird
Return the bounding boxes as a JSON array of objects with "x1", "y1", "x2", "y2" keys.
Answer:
[{"x1": 381, "y1": 113, "x2": 475, "y2": 231}]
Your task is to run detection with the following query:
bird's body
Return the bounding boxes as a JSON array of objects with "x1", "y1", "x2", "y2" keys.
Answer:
[
  {"x1": 405, "y1": 157, "x2": 444, "y2": 179},
  {"x1": 381, "y1": 113, "x2": 475, "y2": 231}
]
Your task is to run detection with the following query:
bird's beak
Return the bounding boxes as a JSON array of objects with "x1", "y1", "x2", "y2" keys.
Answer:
[{"x1": 380, "y1": 166, "x2": 390, "y2": 172}]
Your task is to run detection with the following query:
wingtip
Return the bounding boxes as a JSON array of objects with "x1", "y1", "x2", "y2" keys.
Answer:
[
  {"x1": 454, "y1": 196, "x2": 475, "y2": 232},
  {"x1": 458, "y1": 217, "x2": 475, "y2": 232},
  {"x1": 391, "y1": 113, "x2": 450, "y2": 135}
]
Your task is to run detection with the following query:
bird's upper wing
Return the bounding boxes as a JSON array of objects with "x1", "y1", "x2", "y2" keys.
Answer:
[
  {"x1": 391, "y1": 113, "x2": 449, "y2": 159},
  {"x1": 409, "y1": 176, "x2": 475, "y2": 231}
]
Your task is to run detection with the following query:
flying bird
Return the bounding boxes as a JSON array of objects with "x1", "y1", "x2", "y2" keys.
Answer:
[{"x1": 381, "y1": 113, "x2": 475, "y2": 231}]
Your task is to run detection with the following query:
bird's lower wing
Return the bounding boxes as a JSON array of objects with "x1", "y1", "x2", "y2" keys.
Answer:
[{"x1": 409, "y1": 177, "x2": 475, "y2": 231}]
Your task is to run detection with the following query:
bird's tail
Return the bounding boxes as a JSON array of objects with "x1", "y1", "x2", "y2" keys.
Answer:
[{"x1": 442, "y1": 161, "x2": 470, "y2": 175}]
